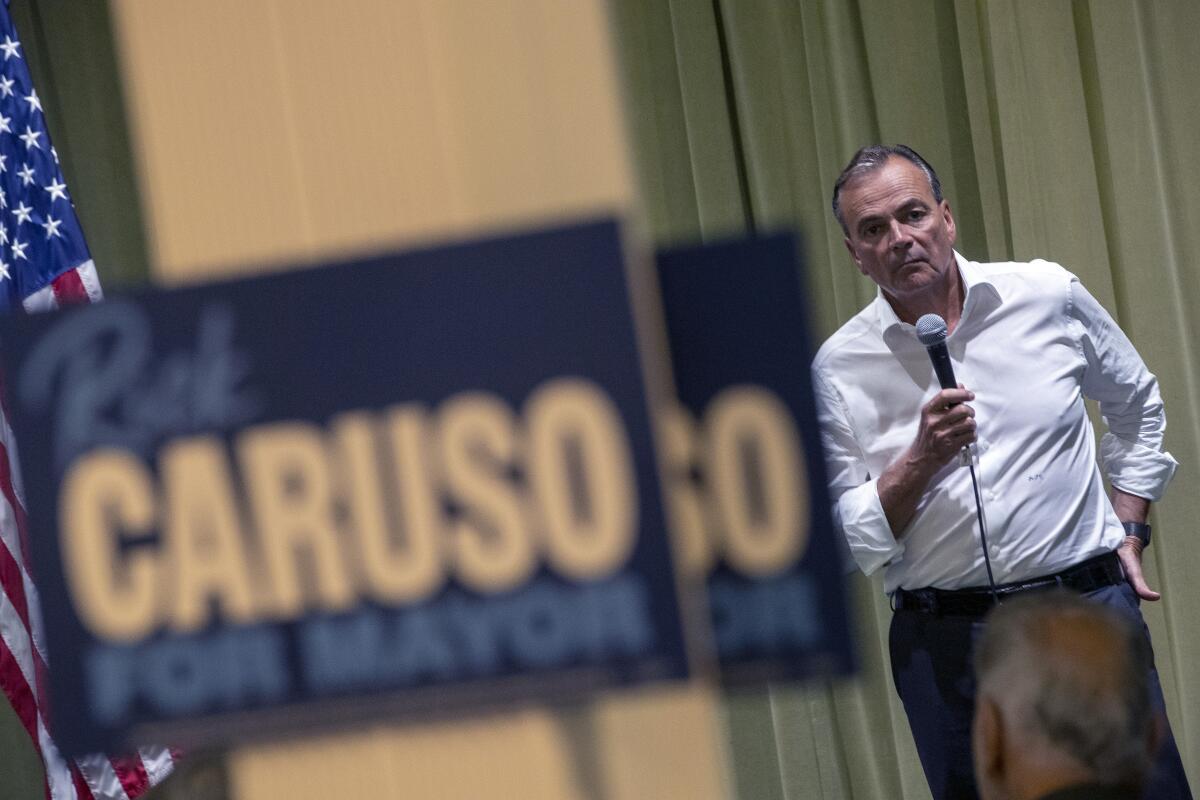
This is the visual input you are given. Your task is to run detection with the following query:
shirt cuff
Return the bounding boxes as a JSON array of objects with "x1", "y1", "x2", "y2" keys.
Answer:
[
  {"x1": 833, "y1": 479, "x2": 904, "y2": 576},
  {"x1": 1099, "y1": 433, "x2": 1178, "y2": 501}
]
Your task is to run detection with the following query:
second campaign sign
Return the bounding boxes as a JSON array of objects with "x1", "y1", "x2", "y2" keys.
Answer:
[
  {"x1": 1, "y1": 219, "x2": 690, "y2": 756},
  {"x1": 657, "y1": 234, "x2": 854, "y2": 684}
]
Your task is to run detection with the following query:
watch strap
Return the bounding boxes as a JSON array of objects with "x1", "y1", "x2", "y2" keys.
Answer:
[{"x1": 1122, "y1": 521, "x2": 1151, "y2": 547}]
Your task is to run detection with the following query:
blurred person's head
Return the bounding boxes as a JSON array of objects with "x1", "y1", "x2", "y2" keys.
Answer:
[{"x1": 972, "y1": 590, "x2": 1158, "y2": 800}]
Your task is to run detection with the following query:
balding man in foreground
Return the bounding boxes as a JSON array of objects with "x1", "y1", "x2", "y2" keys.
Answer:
[{"x1": 973, "y1": 591, "x2": 1158, "y2": 800}]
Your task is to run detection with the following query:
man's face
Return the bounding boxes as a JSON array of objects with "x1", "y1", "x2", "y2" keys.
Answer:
[{"x1": 839, "y1": 156, "x2": 957, "y2": 304}]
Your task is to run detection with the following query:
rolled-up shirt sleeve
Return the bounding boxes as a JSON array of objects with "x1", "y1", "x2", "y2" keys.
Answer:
[
  {"x1": 812, "y1": 367, "x2": 904, "y2": 574},
  {"x1": 1069, "y1": 277, "x2": 1178, "y2": 500}
]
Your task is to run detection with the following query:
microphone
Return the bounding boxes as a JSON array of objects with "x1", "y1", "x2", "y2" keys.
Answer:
[
  {"x1": 916, "y1": 314, "x2": 966, "y2": 465},
  {"x1": 915, "y1": 313, "x2": 956, "y2": 390}
]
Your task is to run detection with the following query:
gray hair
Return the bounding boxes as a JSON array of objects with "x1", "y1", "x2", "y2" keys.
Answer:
[
  {"x1": 974, "y1": 590, "x2": 1154, "y2": 789},
  {"x1": 830, "y1": 144, "x2": 943, "y2": 234}
]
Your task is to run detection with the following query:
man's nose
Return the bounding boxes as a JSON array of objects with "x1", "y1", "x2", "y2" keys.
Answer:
[{"x1": 887, "y1": 219, "x2": 913, "y2": 250}]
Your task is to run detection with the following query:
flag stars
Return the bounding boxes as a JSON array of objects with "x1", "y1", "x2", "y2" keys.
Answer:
[
  {"x1": 0, "y1": 75, "x2": 13, "y2": 98},
  {"x1": 0, "y1": 226, "x2": 8, "y2": 245},
  {"x1": 0, "y1": 114, "x2": 10, "y2": 134},
  {"x1": 23, "y1": 89, "x2": 40, "y2": 113},
  {"x1": 0, "y1": 37, "x2": 20, "y2": 61},
  {"x1": 44, "y1": 179, "x2": 67, "y2": 202},
  {"x1": 16, "y1": 163, "x2": 33, "y2": 186},
  {"x1": 40, "y1": 215, "x2": 62, "y2": 239},
  {"x1": 0, "y1": 259, "x2": 9, "y2": 281},
  {"x1": 18, "y1": 126, "x2": 41, "y2": 150},
  {"x1": 0, "y1": 190, "x2": 7, "y2": 210},
  {"x1": 12, "y1": 202, "x2": 32, "y2": 225},
  {"x1": 11, "y1": 240, "x2": 28, "y2": 260}
]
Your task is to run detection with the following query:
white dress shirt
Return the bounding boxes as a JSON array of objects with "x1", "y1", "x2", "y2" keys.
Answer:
[{"x1": 812, "y1": 253, "x2": 1177, "y2": 592}]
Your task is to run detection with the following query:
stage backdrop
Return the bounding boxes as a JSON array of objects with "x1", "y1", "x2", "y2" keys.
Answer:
[
  {"x1": 612, "y1": 1, "x2": 1200, "y2": 798},
  {"x1": 6, "y1": 1, "x2": 1199, "y2": 798}
]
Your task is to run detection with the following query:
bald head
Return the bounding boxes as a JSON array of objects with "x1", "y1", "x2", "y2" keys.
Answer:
[{"x1": 972, "y1": 591, "x2": 1156, "y2": 798}]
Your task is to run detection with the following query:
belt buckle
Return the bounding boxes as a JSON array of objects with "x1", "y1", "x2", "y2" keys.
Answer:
[
  {"x1": 916, "y1": 591, "x2": 940, "y2": 614},
  {"x1": 1014, "y1": 578, "x2": 1056, "y2": 598}
]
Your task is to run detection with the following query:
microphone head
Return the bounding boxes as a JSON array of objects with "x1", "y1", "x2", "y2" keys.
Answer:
[{"x1": 915, "y1": 313, "x2": 948, "y2": 346}]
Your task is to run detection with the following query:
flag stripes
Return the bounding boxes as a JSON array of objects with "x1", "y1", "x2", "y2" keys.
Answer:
[{"x1": 0, "y1": 5, "x2": 175, "y2": 797}]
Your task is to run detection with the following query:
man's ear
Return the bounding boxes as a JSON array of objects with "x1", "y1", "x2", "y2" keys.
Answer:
[
  {"x1": 942, "y1": 200, "x2": 957, "y2": 247},
  {"x1": 843, "y1": 236, "x2": 865, "y2": 275},
  {"x1": 973, "y1": 696, "x2": 1005, "y2": 788}
]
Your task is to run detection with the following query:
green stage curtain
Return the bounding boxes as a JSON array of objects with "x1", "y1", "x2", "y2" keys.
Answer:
[{"x1": 611, "y1": 1, "x2": 1200, "y2": 797}]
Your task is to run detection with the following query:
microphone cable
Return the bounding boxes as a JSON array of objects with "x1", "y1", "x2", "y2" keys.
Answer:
[
  {"x1": 918, "y1": 313, "x2": 1000, "y2": 605},
  {"x1": 964, "y1": 451, "x2": 999, "y2": 603}
]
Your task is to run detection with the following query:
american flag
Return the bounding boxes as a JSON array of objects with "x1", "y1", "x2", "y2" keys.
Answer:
[{"x1": 0, "y1": 3, "x2": 176, "y2": 797}]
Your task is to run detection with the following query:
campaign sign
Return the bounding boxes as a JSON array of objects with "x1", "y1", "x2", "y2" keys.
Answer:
[
  {"x1": 656, "y1": 234, "x2": 855, "y2": 683},
  {"x1": 0, "y1": 219, "x2": 690, "y2": 756}
]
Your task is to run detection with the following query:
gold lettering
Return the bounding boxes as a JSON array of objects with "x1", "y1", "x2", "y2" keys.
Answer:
[
  {"x1": 705, "y1": 386, "x2": 807, "y2": 576},
  {"x1": 526, "y1": 379, "x2": 636, "y2": 580},
  {"x1": 333, "y1": 408, "x2": 443, "y2": 604},
  {"x1": 160, "y1": 436, "x2": 259, "y2": 632},
  {"x1": 438, "y1": 393, "x2": 534, "y2": 592},
  {"x1": 59, "y1": 450, "x2": 158, "y2": 641},
  {"x1": 238, "y1": 423, "x2": 354, "y2": 616}
]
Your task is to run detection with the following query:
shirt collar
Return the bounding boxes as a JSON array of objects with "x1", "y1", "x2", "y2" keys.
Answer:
[{"x1": 871, "y1": 251, "x2": 1002, "y2": 337}]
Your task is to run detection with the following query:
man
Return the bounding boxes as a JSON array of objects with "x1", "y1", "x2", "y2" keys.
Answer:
[
  {"x1": 973, "y1": 591, "x2": 1157, "y2": 800},
  {"x1": 811, "y1": 144, "x2": 1191, "y2": 799}
]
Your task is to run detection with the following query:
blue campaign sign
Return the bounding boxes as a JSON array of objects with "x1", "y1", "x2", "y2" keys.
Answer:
[
  {"x1": 656, "y1": 234, "x2": 855, "y2": 683},
  {"x1": 0, "y1": 219, "x2": 690, "y2": 757}
]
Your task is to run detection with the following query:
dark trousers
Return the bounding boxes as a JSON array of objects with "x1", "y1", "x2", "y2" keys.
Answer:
[{"x1": 889, "y1": 581, "x2": 1193, "y2": 800}]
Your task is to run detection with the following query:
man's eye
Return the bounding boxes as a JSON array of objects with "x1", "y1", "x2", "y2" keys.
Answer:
[
  {"x1": 864, "y1": 224, "x2": 881, "y2": 237},
  {"x1": 908, "y1": 209, "x2": 926, "y2": 221}
]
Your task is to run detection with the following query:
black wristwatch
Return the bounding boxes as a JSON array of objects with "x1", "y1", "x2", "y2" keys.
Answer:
[{"x1": 1122, "y1": 521, "x2": 1152, "y2": 548}]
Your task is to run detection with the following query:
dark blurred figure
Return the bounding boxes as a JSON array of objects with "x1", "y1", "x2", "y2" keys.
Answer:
[{"x1": 972, "y1": 591, "x2": 1158, "y2": 800}]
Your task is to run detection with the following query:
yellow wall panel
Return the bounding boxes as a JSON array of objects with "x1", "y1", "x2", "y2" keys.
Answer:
[
  {"x1": 226, "y1": 690, "x2": 729, "y2": 800},
  {"x1": 230, "y1": 710, "x2": 588, "y2": 800},
  {"x1": 593, "y1": 688, "x2": 733, "y2": 799},
  {"x1": 111, "y1": 0, "x2": 634, "y2": 282},
  {"x1": 415, "y1": 0, "x2": 633, "y2": 228},
  {"x1": 109, "y1": 0, "x2": 317, "y2": 277},
  {"x1": 264, "y1": 1, "x2": 471, "y2": 250}
]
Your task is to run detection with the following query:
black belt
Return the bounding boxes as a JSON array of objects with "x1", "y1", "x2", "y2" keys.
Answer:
[{"x1": 892, "y1": 551, "x2": 1125, "y2": 617}]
